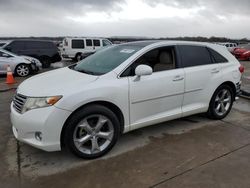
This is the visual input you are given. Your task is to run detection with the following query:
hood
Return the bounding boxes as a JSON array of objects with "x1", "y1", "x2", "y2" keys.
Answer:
[{"x1": 17, "y1": 67, "x2": 98, "y2": 96}]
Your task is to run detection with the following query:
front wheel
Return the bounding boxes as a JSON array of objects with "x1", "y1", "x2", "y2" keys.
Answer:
[
  {"x1": 207, "y1": 85, "x2": 234, "y2": 119},
  {"x1": 64, "y1": 105, "x2": 120, "y2": 159},
  {"x1": 15, "y1": 64, "x2": 30, "y2": 77}
]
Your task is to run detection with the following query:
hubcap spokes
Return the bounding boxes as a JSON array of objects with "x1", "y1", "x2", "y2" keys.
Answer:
[
  {"x1": 214, "y1": 89, "x2": 231, "y2": 116},
  {"x1": 17, "y1": 65, "x2": 29, "y2": 76},
  {"x1": 73, "y1": 115, "x2": 114, "y2": 155}
]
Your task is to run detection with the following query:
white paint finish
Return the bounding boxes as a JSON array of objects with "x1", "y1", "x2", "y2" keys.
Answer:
[
  {"x1": 61, "y1": 37, "x2": 112, "y2": 59},
  {"x1": 182, "y1": 64, "x2": 222, "y2": 116},
  {"x1": 129, "y1": 69, "x2": 184, "y2": 129},
  {"x1": 10, "y1": 40, "x2": 242, "y2": 152}
]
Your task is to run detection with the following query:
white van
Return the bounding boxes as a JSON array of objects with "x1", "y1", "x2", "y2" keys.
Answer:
[
  {"x1": 218, "y1": 43, "x2": 238, "y2": 52},
  {"x1": 61, "y1": 38, "x2": 112, "y2": 61}
]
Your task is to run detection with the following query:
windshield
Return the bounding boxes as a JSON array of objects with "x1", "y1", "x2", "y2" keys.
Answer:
[
  {"x1": 0, "y1": 49, "x2": 17, "y2": 57},
  {"x1": 73, "y1": 44, "x2": 142, "y2": 75}
]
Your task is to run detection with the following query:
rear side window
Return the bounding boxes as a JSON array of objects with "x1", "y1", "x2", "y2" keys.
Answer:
[
  {"x1": 9, "y1": 41, "x2": 24, "y2": 49},
  {"x1": 86, "y1": 39, "x2": 93, "y2": 46},
  {"x1": 72, "y1": 40, "x2": 85, "y2": 49},
  {"x1": 93, "y1": 40, "x2": 100, "y2": 47},
  {"x1": 207, "y1": 48, "x2": 228, "y2": 63},
  {"x1": 25, "y1": 41, "x2": 50, "y2": 49},
  {"x1": 178, "y1": 45, "x2": 212, "y2": 68}
]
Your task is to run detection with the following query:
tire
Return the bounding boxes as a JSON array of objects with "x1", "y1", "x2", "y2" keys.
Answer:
[
  {"x1": 64, "y1": 105, "x2": 120, "y2": 159},
  {"x1": 15, "y1": 64, "x2": 30, "y2": 77},
  {"x1": 207, "y1": 85, "x2": 234, "y2": 120},
  {"x1": 75, "y1": 53, "x2": 82, "y2": 62},
  {"x1": 41, "y1": 57, "x2": 51, "y2": 68}
]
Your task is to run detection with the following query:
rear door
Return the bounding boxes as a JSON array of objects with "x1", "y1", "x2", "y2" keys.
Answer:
[
  {"x1": 178, "y1": 45, "x2": 222, "y2": 116},
  {"x1": 93, "y1": 39, "x2": 101, "y2": 51}
]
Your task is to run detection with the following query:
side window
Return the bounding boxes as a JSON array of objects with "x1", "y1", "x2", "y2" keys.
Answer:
[
  {"x1": 72, "y1": 40, "x2": 85, "y2": 49},
  {"x1": 207, "y1": 48, "x2": 228, "y2": 63},
  {"x1": 102, "y1": 40, "x2": 112, "y2": 46},
  {"x1": 178, "y1": 45, "x2": 212, "y2": 68},
  {"x1": 93, "y1": 40, "x2": 101, "y2": 47},
  {"x1": 86, "y1": 39, "x2": 93, "y2": 47},
  {"x1": 121, "y1": 47, "x2": 176, "y2": 77},
  {"x1": 6, "y1": 41, "x2": 24, "y2": 52},
  {"x1": 0, "y1": 51, "x2": 11, "y2": 58}
]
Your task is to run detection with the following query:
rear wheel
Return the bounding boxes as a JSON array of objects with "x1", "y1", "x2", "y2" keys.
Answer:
[
  {"x1": 64, "y1": 105, "x2": 120, "y2": 159},
  {"x1": 207, "y1": 85, "x2": 234, "y2": 119},
  {"x1": 15, "y1": 64, "x2": 30, "y2": 77}
]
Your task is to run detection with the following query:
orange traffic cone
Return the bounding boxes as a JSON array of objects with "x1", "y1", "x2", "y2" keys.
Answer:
[{"x1": 6, "y1": 65, "x2": 16, "y2": 84}]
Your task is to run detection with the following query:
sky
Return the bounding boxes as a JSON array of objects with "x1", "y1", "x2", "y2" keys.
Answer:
[{"x1": 0, "y1": 0, "x2": 249, "y2": 38}]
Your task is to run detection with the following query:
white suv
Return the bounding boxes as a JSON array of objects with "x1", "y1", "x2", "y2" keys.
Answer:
[
  {"x1": 61, "y1": 37, "x2": 112, "y2": 61},
  {"x1": 11, "y1": 41, "x2": 243, "y2": 159}
]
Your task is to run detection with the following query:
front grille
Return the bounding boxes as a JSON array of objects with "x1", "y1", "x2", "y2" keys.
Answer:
[{"x1": 13, "y1": 93, "x2": 27, "y2": 113}]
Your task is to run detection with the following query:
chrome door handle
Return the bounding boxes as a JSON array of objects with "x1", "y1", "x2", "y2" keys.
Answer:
[
  {"x1": 173, "y1": 76, "x2": 184, "y2": 81},
  {"x1": 211, "y1": 68, "x2": 220, "y2": 73}
]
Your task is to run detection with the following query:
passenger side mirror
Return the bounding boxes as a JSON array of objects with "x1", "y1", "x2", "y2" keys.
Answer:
[{"x1": 135, "y1": 65, "x2": 153, "y2": 77}]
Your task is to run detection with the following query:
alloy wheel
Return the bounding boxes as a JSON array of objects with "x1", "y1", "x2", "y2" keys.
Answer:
[
  {"x1": 16, "y1": 64, "x2": 30, "y2": 77},
  {"x1": 214, "y1": 89, "x2": 232, "y2": 116},
  {"x1": 73, "y1": 114, "x2": 114, "y2": 155}
]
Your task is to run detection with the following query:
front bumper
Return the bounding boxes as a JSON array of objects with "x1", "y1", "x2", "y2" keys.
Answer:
[{"x1": 10, "y1": 102, "x2": 71, "y2": 151}]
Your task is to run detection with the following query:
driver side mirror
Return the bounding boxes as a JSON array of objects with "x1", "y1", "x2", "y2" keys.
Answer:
[{"x1": 135, "y1": 65, "x2": 153, "y2": 77}]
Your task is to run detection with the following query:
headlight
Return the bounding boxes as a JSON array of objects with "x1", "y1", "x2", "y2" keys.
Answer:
[{"x1": 22, "y1": 96, "x2": 62, "y2": 113}]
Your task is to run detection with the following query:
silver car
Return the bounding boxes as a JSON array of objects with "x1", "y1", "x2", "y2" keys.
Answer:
[{"x1": 0, "y1": 49, "x2": 42, "y2": 77}]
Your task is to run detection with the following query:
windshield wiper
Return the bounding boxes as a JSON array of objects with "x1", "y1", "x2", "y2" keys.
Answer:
[{"x1": 76, "y1": 68, "x2": 98, "y2": 75}]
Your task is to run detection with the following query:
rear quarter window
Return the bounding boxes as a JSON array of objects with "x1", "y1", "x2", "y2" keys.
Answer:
[
  {"x1": 178, "y1": 45, "x2": 212, "y2": 68},
  {"x1": 207, "y1": 48, "x2": 228, "y2": 63}
]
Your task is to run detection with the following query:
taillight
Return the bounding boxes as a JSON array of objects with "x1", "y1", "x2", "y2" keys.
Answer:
[{"x1": 239, "y1": 65, "x2": 245, "y2": 73}]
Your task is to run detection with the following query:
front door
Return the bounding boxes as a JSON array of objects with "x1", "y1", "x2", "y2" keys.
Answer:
[{"x1": 123, "y1": 46, "x2": 185, "y2": 130}]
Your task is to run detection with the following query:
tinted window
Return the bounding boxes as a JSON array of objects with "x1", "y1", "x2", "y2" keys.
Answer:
[
  {"x1": 178, "y1": 45, "x2": 212, "y2": 68},
  {"x1": 208, "y1": 48, "x2": 228, "y2": 63},
  {"x1": 25, "y1": 41, "x2": 48, "y2": 49},
  {"x1": 86, "y1": 39, "x2": 93, "y2": 46},
  {"x1": 93, "y1": 40, "x2": 100, "y2": 46},
  {"x1": 72, "y1": 40, "x2": 85, "y2": 49},
  {"x1": 5, "y1": 41, "x2": 25, "y2": 52}
]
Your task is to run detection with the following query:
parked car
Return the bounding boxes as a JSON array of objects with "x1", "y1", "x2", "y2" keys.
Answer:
[
  {"x1": 0, "y1": 40, "x2": 10, "y2": 47},
  {"x1": 232, "y1": 44, "x2": 250, "y2": 61},
  {"x1": 0, "y1": 49, "x2": 42, "y2": 77},
  {"x1": 217, "y1": 43, "x2": 238, "y2": 52},
  {"x1": 11, "y1": 41, "x2": 243, "y2": 159},
  {"x1": 3, "y1": 40, "x2": 61, "y2": 68},
  {"x1": 61, "y1": 37, "x2": 112, "y2": 61}
]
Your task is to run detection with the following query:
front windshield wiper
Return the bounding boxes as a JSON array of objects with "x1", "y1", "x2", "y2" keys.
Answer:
[{"x1": 77, "y1": 69, "x2": 97, "y2": 75}]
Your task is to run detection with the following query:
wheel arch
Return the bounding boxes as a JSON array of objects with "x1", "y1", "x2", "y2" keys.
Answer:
[
  {"x1": 14, "y1": 63, "x2": 31, "y2": 76},
  {"x1": 60, "y1": 100, "x2": 125, "y2": 147},
  {"x1": 218, "y1": 81, "x2": 236, "y2": 99}
]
